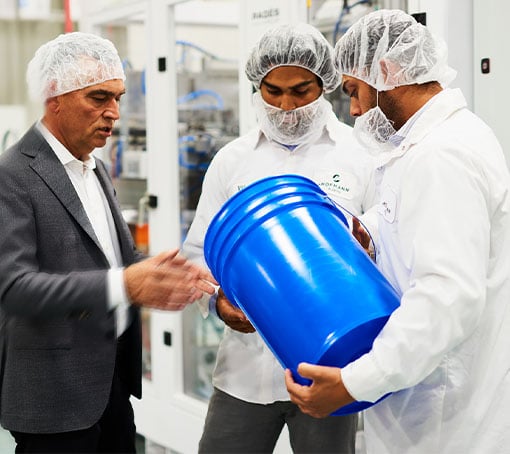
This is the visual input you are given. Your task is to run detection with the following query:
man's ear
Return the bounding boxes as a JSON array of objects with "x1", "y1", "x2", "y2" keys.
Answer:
[
  {"x1": 379, "y1": 58, "x2": 399, "y2": 87},
  {"x1": 45, "y1": 96, "x2": 60, "y2": 113},
  {"x1": 44, "y1": 79, "x2": 59, "y2": 108}
]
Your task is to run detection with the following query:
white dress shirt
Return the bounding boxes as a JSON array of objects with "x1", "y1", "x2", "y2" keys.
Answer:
[
  {"x1": 37, "y1": 121, "x2": 130, "y2": 336},
  {"x1": 183, "y1": 111, "x2": 377, "y2": 403}
]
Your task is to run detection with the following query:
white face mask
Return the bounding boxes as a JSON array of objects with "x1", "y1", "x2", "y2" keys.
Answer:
[
  {"x1": 352, "y1": 97, "x2": 397, "y2": 155},
  {"x1": 253, "y1": 92, "x2": 331, "y2": 146}
]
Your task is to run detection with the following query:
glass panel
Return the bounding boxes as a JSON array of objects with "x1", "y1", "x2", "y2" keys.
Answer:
[
  {"x1": 178, "y1": 37, "x2": 239, "y2": 400},
  {"x1": 182, "y1": 305, "x2": 224, "y2": 400}
]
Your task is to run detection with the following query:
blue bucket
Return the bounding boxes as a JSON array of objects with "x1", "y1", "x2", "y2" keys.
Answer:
[{"x1": 204, "y1": 175, "x2": 400, "y2": 415}]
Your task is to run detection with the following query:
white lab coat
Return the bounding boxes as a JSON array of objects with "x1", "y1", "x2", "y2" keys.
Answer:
[
  {"x1": 343, "y1": 89, "x2": 510, "y2": 453},
  {"x1": 183, "y1": 111, "x2": 377, "y2": 403}
]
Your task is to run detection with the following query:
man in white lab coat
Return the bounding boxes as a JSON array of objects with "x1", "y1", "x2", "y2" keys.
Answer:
[
  {"x1": 285, "y1": 9, "x2": 510, "y2": 453},
  {"x1": 183, "y1": 23, "x2": 377, "y2": 453}
]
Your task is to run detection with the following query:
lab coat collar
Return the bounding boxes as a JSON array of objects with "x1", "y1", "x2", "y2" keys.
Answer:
[
  {"x1": 401, "y1": 88, "x2": 467, "y2": 146},
  {"x1": 374, "y1": 88, "x2": 467, "y2": 168}
]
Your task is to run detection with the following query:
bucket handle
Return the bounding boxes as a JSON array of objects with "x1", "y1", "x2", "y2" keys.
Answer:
[{"x1": 329, "y1": 199, "x2": 377, "y2": 262}]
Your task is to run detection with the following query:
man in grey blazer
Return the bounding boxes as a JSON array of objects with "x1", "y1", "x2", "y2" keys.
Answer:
[{"x1": 0, "y1": 32, "x2": 216, "y2": 453}]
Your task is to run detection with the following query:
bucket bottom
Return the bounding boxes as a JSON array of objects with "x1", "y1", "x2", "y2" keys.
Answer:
[{"x1": 289, "y1": 315, "x2": 391, "y2": 415}]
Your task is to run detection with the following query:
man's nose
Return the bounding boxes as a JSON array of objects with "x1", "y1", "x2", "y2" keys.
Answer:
[
  {"x1": 350, "y1": 99, "x2": 361, "y2": 117},
  {"x1": 104, "y1": 99, "x2": 120, "y2": 119},
  {"x1": 279, "y1": 95, "x2": 297, "y2": 111}
]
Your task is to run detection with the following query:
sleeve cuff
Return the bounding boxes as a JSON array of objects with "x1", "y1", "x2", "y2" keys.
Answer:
[
  {"x1": 107, "y1": 267, "x2": 130, "y2": 311},
  {"x1": 341, "y1": 352, "x2": 391, "y2": 403},
  {"x1": 195, "y1": 290, "x2": 219, "y2": 319}
]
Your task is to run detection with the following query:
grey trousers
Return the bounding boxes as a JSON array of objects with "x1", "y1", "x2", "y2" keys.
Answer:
[{"x1": 198, "y1": 388, "x2": 357, "y2": 454}]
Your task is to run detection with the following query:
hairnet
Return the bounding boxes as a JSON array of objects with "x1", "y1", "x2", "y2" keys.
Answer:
[
  {"x1": 335, "y1": 9, "x2": 456, "y2": 91},
  {"x1": 27, "y1": 32, "x2": 125, "y2": 102},
  {"x1": 245, "y1": 23, "x2": 340, "y2": 93}
]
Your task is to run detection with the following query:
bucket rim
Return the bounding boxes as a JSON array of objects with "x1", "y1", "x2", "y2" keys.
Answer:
[
  {"x1": 213, "y1": 200, "x2": 349, "y2": 282},
  {"x1": 204, "y1": 174, "x2": 346, "y2": 278}
]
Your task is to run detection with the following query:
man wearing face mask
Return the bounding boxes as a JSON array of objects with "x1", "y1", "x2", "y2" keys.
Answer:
[
  {"x1": 183, "y1": 23, "x2": 376, "y2": 453},
  {"x1": 285, "y1": 9, "x2": 510, "y2": 453}
]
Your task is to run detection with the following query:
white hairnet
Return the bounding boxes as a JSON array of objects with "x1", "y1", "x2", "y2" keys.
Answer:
[
  {"x1": 27, "y1": 32, "x2": 125, "y2": 102},
  {"x1": 245, "y1": 23, "x2": 340, "y2": 93},
  {"x1": 335, "y1": 9, "x2": 456, "y2": 91}
]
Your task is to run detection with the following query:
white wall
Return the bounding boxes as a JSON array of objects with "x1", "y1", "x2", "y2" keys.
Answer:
[
  {"x1": 408, "y1": 0, "x2": 510, "y2": 163},
  {"x1": 473, "y1": 0, "x2": 510, "y2": 165}
]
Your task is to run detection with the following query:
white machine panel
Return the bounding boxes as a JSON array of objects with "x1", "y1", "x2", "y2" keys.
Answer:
[{"x1": 473, "y1": 0, "x2": 510, "y2": 167}]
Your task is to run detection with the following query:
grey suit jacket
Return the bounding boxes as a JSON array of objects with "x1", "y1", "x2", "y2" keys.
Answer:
[{"x1": 0, "y1": 125, "x2": 143, "y2": 433}]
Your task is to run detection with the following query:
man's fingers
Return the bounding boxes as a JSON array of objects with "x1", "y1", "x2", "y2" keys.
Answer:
[
  {"x1": 126, "y1": 249, "x2": 218, "y2": 309},
  {"x1": 153, "y1": 248, "x2": 180, "y2": 266},
  {"x1": 296, "y1": 362, "x2": 318, "y2": 381},
  {"x1": 199, "y1": 268, "x2": 218, "y2": 286},
  {"x1": 285, "y1": 369, "x2": 303, "y2": 393},
  {"x1": 194, "y1": 277, "x2": 217, "y2": 295}
]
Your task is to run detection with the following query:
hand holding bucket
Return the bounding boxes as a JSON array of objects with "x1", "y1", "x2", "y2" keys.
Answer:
[{"x1": 204, "y1": 174, "x2": 400, "y2": 415}]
